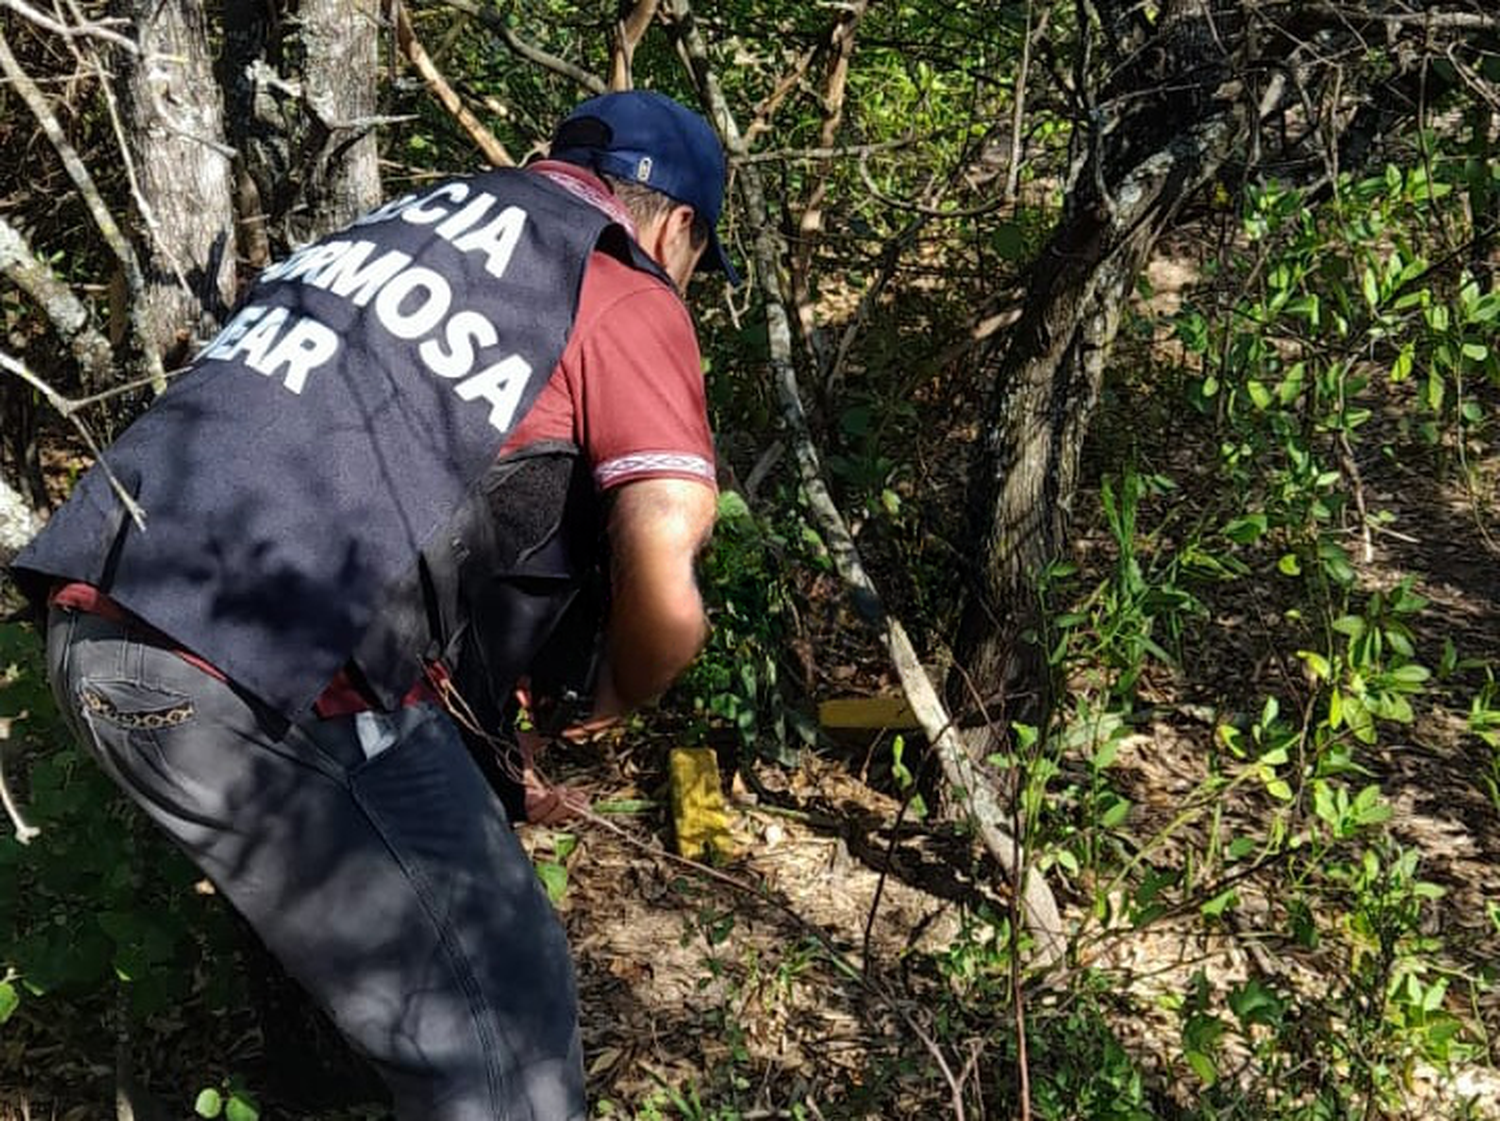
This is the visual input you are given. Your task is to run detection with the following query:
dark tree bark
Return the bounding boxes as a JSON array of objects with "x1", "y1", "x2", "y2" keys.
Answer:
[
  {"x1": 115, "y1": 0, "x2": 237, "y2": 365},
  {"x1": 298, "y1": 0, "x2": 382, "y2": 231},
  {"x1": 948, "y1": 0, "x2": 1500, "y2": 750},
  {"x1": 948, "y1": 0, "x2": 1251, "y2": 743},
  {"x1": 219, "y1": 0, "x2": 382, "y2": 253}
]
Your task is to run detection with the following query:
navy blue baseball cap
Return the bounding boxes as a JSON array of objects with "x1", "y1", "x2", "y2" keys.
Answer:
[{"x1": 550, "y1": 90, "x2": 739, "y2": 285}]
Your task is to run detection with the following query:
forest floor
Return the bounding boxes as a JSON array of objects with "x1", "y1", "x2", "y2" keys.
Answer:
[{"x1": 4, "y1": 265, "x2": 1500, "y2": 1121}]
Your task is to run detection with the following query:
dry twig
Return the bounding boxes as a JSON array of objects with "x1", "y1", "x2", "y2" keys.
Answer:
[{"x1": 395, "y1": 1, "x2": 513, "y2": 166}]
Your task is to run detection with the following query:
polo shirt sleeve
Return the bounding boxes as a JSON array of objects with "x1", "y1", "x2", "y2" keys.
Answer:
[{"x1": 561, "y1": 252, "x2": 717, "y2": 493}]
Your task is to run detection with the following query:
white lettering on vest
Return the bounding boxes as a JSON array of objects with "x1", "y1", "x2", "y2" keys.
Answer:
[
  {"x1": 306, "y1": 241, "x2": 413, "y2": 306},
  {"x1": 350, "y1": 190, "x2": 419, "y2": 228},
  {"x1": 418, "y1": 310, "x2": 499, "y2": 379},
  {"x1": 433, "y1": 192, "x2": 497, "y2": 242},
  {"x1": 450, "y1": 206, "x2": 527, "y2": 279},
  {"x1": 227, "y1": 307, "x2": 289, "y2": 368},
  {"x1": 401, "y1": 181, "x2": 470, "y2": 225},
  {"x1": 203, "y1": 304, "x2": 268, "y2": 360},
  {"x1": 257, "y1": 244, "x2": 315, "y2": 284},
  {"x1": 249, "y1": 316, "x2": 341, "y2": 394},
  {"x1": 455, "y1": 354, "x2": 531, "y2": 432},
  {"x1": 372, "y1": 267, "x2": 451, "y2": 340}
]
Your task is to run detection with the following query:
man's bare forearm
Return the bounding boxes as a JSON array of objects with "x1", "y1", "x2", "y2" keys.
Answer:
[{"x1": 589, "y1": 477, "x2": 716, "y2": 723}]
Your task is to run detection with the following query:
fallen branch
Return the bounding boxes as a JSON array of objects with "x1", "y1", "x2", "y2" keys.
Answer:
[
  {"x1": 395, "y1": 1, "x2": 513, "y2": 166},
  {"x1": 666, "y1": 0, "x2": 1065, "y2": 967}
]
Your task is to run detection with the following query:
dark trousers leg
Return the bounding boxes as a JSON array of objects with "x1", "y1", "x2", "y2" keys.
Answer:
[{"x1": 46, "y1": 608, "x2": 585, "y2": 1121}]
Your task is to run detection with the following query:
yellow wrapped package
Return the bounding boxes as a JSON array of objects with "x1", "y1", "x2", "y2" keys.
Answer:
[{"x1": 669, "y1": 747, "x2": 736, "y2": 860}]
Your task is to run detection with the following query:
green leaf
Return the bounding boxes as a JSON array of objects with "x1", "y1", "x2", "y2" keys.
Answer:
[
  {"x1": 1223, "y1": 514, "x2": 1268, "y2": 544},
  {"x1": 1278, "y1": 553, "x2": 1302, "y2": 576},
  {"x1": 194, "y1": 1089, "x2": 224, "y2": 1119},
  {"x1": 1331, "y1": 615, "x2": 1367, "y2": 638},
  {"x1": 992, "y1": 222, "x2": 1027, "y2": 260},
  {"x1": 0, "y1": 981, "x2": 17, "y2": 1025},
  {"x1": 1200, "y1": 888, "x2": 1238, "y2": 917},
  {"x1": 1390, "y1": 344, "x2": 1414, "y2": 382},
  {"x1": 535, "y1": 861, "x2": 568, "y2": 905},
  {"x1": 1352, "y1": 785, "x2": 1392, "y2": 827},
  {"x1": 225, "y1": 1094, "x2": 259, "y2": 1121},
  {"x1": 1388, "y1": 663, "x2": 1431, "y2": 686},
  {"x1": 716, "y1": 491, "x2": 752, "y2": 521},
  {"x1": 1186, "y1": 1050, "x2": 1217, "y2": 1085},
  {"x1": 1228, "y1": 836, "x2": 1256, "y2": 861},
  {"x1": 1299, "y1": 650, "x2": 1332, "y2": 681},
  {"x1": 1228, "y1": 980, "x2": 1284, "y2": 1028},
  {"x1": 1264, "y1": 778, "x2": 1294, "y2": 801},
  {"x1": 1099, "y1": 794, "x2": 1132, "y2": 829}
]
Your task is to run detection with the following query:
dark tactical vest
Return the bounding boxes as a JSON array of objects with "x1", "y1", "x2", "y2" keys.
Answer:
[{"x1": 16, "y1": 170, "x2": 668, "y2": 717}]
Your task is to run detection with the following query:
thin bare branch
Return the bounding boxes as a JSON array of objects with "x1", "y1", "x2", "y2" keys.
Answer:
[
  {"x1": 790, "y1": 0, "x2": 871, "y2": 370},
  {"x1": 1306, "y1": 3, "x2": 1500, "y2": 33},
  {"x1": 0, "y1": 351, "x2": 147, "y2": 530},
  {"x1": 396, "y1": 1, "x2": 513, "y2": 165},
  {"x1": 732, "y1": 136, "x2": 918, "y2": 164},
  {"x1": 0, "y1": 719, "x2": 41, "y2": 844},
  {"x1": 0, "y1": 216, "x2": 114, "y2": 382},
  {"x1": 428, "y1": 0, "x2": 606, "y2": 95},
  {"x1": 744, "y1": 42, "x2": 819, "y2": 145},
  {"x1": 73, "y1": 0, "x2": 198, "y2": 326},
  {"x1": 0, "y1": 0, "x2": 137, "y2": 52},
  {"x1": 666, "y1": 0, "x2": 1066, "y2": 967},
  {"x1": 0, "y1": 30, "x2": 167, "y2": 392},
  {"x1": 609, "y1": 0, "x2": 661, "y2": 90}
]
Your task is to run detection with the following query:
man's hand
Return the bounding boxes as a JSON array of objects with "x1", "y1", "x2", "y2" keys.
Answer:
[{"x1": 588, "y1": 477, "x2": 716, "y2": 726}]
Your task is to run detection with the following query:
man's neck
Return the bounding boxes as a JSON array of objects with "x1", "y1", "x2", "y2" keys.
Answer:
[{"x1": 528, "y1": 160, "x2": 637, "y2": 239}]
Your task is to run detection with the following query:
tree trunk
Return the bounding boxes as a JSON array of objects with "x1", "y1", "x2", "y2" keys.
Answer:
[
  {"x1": 949, "y1": 2, "x2": 1252, "y2": 746},
  {"x1": 116, "y1": 0, "x2": 237, "y2": 365},
  {"x1": 298, "y1": 0, "x2": 383, "y2": 233}
]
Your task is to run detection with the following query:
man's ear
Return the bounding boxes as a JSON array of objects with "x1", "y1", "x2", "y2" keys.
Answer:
[{"x1": 667, "y1": 203, "x2": 697, "y2": 238}]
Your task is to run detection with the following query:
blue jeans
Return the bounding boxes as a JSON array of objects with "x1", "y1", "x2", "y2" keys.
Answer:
[{"x1": 46, "y1": 607, "x2": 585, "y2": 1120}]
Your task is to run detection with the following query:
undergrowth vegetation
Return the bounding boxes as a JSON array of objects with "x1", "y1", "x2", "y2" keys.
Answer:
[{"x1": 2, "y1": 2, "x2": 1499, "y2": 1119}]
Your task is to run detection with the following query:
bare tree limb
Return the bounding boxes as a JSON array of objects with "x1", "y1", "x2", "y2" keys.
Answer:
[
  {"x1": 0, "y1": 30, "x2": 167, "y2": 393},
  {"x1": 609, "y1": 0, "x2": 661, "y2": 90},
  {"x1": 429, "y1": 0, "x2": 606, "y2": 95},
  {"x1": 732, "y1": 136, "x2": 918, "y2": 164},
  {"x1": 790, "y1": 0, "x2": 871, "y2": 372},
  {"x1": 744, "y1": 40, "x2": 818, "y2": 146},
  {"x1": 75, "y1": 1, "x2": 198, "y2": 327},
  {"x1": 395, "y1": 0, "x2": 514, "y2": 166},
  {"x1": 0, "y1": 0, "x2": 136, "y2": 52},
  {"x1": 0, "y1": 717, "x2": 41, "y2": 844},
  {"x1": 665, "y1": 0, "x2": 1066, "y2": 966},
  {"x1": 1006, "y1": 1, "x2": 1052, "y2": 201},
  {"x1": 0, "y1": 217, "x2": 114, "y2": 382},
  {"x1": 1306, "y1": 3, "x2": 1500, "y2": 33}
]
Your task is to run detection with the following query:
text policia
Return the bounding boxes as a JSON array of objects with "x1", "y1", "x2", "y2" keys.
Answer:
[{"x1": 201, "y1": 179, "x2": 536, "y2": 432}]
